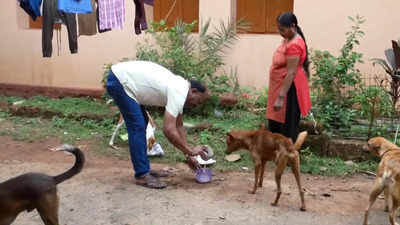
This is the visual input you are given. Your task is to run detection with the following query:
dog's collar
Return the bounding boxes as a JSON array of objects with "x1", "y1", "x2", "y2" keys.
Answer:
[{"x1": 380, "y1": 148, "x2": 395, "y2": 158}]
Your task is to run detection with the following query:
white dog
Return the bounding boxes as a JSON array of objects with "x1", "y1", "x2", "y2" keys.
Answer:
[{"x1": 109, "y1": 111, "x2": 162, "y2": 156}]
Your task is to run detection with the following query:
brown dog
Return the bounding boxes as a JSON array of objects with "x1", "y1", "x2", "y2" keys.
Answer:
[
  {"x1": 363, "y1": 137, "x2": 400, "y2": 225},
  {"x1": 226, "y1": 126, "x2": 308, "y2": 211},
  {"x1": 0, "y1": 145, "x2": 85, "y2": 225}
]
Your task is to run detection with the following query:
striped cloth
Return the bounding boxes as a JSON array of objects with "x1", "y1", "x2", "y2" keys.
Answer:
[{"x1": 98, "y1": 0, "x2": 125, "y2": 30}]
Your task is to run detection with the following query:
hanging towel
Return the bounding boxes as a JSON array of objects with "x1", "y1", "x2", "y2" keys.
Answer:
[
  {"x1": 98, "y1": 0, "x2": 125, "y2": 30},
  {"x1": 58, "y1": 0, "x2": 92, "y2": 14},
  {"x1": 78, "y1": 0, "x2": 97, "y2": 35},
  {"x1": 42, "y1": 0, "x2": 78, "y2": 57},
  {"x1": 96, "y1": 0, "x2": 111, "y2": 33}
]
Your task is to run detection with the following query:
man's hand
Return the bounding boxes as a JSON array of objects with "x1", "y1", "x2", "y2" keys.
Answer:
[
  {"x1": 192, "y1": 145, "x2": 209, "y2": 160},
  {"x1": 185, "y1": 156, "x2": 200, "y2": 171}
]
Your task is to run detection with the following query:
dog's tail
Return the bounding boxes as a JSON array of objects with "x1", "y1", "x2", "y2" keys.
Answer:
[
  {"x1": 294, "y1": 131, "x2": 308, "y2": 151},
  {"x1": 52, "y1": 144, "x2": 85, "y2": 185}
]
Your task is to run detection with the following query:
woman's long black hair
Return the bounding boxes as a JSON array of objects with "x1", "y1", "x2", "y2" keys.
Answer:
[{"x1": 277, "y1": 12, "x2": 310, "y2": 77}]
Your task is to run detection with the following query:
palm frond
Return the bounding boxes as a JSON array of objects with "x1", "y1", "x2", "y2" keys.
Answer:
[{"x1": 371, "y1": 58, "x2": 393, "y2": 75}]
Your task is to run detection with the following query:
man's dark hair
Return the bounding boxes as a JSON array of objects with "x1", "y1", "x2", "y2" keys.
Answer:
[{"x1": 190, "y1": 80, "x2": 206, "y2": 93}]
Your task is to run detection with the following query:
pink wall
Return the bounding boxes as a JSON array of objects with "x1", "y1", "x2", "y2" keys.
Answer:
[{"x1": 1, "y1": 0, "x2": 399, "y2": 92}]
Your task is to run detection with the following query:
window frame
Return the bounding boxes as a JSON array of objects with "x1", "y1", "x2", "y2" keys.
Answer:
[
  {"x1": 236, "y1": 0, "x2": 294, "y2": 34},
  {"x1": 153, "y1": 0, "x2": 199, "y2": 32}
]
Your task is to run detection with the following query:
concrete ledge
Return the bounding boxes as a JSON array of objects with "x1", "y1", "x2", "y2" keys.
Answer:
[
  {"x1": 303, "y1": 134, "x2": 376, "y2": 161},
  {"x1": 0, "y1": 83, "x2": 104, "y2": 99}
]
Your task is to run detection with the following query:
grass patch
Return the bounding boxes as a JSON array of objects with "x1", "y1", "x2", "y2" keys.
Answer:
[
  {"x1": 22, "y1": 96, "x2": 112, "y2": 116},
  {"x1": 0, "y1": 96, "x2": 24, "y2": 104},
  {"x1": 300, "y1": 147, "x2": 378, "y2": 176},
  {"x1": 1, "y1": 95, "x2": 113, "y2": 117},
  {"x1": 0, "y1": 95, "x2": 379, "y2": 175},
  {"x1": 0, "y1": 114, "x2": 114, "y2": 145}
]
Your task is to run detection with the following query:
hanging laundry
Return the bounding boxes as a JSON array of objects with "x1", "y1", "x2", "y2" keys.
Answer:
[
  {"x1": 18, "y1": 0, "x2": 42, "y2": 21},
  {"x1": 98, "y1": 0, "x2": 125, "y2": 30},
  {"x1": 133, "y1": 0, "x2": 147, "y2": 35},
  {"x1": 42, "y1": 0, "x2": 77, "y2": 57},
  {"x1": 58, "y1": 0, "x2": 92, "y2": 14},
  {"x1": 78, "y1": 0, "x2": 97, "y2": 35},
  {"x1": 143, "y1": 0, "x2": 153, "y2": 6},
  {"x1": 95, "y1": 0, "x2": 111, "y2": 33}
]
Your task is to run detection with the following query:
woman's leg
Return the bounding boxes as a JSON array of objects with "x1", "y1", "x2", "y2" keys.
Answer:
[
  {"x1": 268, "y1": 119, "x2": 283, "y2": 134},
  {"x1": 106, "y1": 70, "x2": 150, "y2": 178},
  {"x1": 283, "y1": 83, "x2": 301, "y2": 143}
]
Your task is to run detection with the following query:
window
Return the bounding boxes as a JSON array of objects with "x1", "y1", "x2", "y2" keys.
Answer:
[
  {"x1": 237, "y1": 0, "x2": 294, "y2": 34},
  {"x1": 153, "y1": 0, "x2": 199, "y2": 31}
]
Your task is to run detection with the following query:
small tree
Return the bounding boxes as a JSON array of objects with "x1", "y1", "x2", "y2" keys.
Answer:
[
  {"x1": 354, "y1": 86, "x2": 392, "y2": 138},
  {"x1": 310, "y1": 15, "x2": 365, "y2": 130}
]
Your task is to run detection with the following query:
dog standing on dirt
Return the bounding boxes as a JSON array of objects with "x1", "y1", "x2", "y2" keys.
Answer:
[
  {"x1": 226, "y1": 125, "x2": 308, "y2": 211},
  {"x1": 0, "y1": 144, "x2": 85, "y2": 225},
  {"x1": 363, "y1": 137, "x2": 400, "y2": 225}
]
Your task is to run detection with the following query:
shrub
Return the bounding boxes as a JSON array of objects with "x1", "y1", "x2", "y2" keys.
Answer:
[{"x1": 311, "y1": 15, "x2": 365, "y2": 131}]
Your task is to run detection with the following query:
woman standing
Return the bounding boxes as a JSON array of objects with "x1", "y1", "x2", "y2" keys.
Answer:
[{"x1": 266, "y1": 12, "x2": 312, "y2": 142}]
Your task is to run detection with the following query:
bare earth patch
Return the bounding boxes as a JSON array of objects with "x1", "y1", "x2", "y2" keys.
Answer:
[{"x1": 0, "y1": 135, "x2": 389, "y2": 225}]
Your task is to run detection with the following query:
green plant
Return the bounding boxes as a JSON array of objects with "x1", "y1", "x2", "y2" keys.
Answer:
[
  {"x1": 371, "y1": 40, "x2": 400, "y2": 113},
  {"x1": 0, "y1": 111, "x2": 9, "y2": 118},
  {"x1": 354, "y1": 86, "x2": 392, "y2": 138},
  {"x1": 311, "y1": 15, "x2": 365, "y2": 131},
  {"x1": 311, "y1": 102, "x2": 357, "y2": 131},
  {"x1": 253, "y1": 88, "x2": 268, "y2": 109},
  {"x1": 23, "y1": 96, "x2": 111, "y2": 117},
  {"x1": 136, "y1": 18, "x2": 249, "y2": 84}
]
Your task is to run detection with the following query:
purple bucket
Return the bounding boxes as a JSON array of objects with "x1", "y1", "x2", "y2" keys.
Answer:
[{"x1": 195, "y1": 168, "x2": 213, "y2": 184}]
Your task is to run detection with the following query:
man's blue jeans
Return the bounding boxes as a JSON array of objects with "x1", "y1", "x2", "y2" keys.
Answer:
[{"x1": 106, "y1": 70, "x2": 150, "y2": 177}]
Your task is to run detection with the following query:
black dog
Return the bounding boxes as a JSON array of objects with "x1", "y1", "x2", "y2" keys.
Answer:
[{"x1": 0, "y1": 144, "x2": 85, "y2": 225}]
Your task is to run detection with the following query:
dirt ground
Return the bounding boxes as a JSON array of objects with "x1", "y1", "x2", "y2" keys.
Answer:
[{"x1": 0, "y1": 135, "x2": 390, "y2": 225}]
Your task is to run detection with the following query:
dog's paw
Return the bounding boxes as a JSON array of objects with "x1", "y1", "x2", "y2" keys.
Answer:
[
  {"x1": 271, "y1": 202, "x2": 278, "y2": 207},
  {"x1": 300, "y1": 206, "x2": 306, "y2": 211}
]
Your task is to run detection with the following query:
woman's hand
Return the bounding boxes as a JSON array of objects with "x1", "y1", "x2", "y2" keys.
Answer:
[{"x1": 273, "y1": 96, "x2": 285, "y2": 111}]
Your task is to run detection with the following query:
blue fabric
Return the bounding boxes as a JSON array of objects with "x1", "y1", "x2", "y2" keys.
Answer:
[
  {"x1": 30, "y1": 0, "x2": 42, "y2": 17},
  {"x1": 19, "y1": 0, "x2": 42, "y2": 20},
  {"x1": 58, "y1": 0, "x2": 92, "y2": 14},
  {"x1": 106, "y1": 70, "x2": 150, "y2": 178}
]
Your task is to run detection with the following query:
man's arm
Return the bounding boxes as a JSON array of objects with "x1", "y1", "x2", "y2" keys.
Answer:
[
  {"x1": 176, "y1": 113, "x2": 189, "y2": 147},
  {"x1": 163, "y1": 111, "x2": 193, "y2": 156}
]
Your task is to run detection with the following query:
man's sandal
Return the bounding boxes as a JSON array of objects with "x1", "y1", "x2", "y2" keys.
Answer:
[
  {"x1": 135, "y1": 174, "x2": 167, "y2": 189},
  {"x1": 149, "y1": 169, "x2": 170, "y2": 178}
]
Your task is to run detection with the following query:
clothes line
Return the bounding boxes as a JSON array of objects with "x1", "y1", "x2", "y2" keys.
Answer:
[{"x1": 18, "y1": 0, "x2": 152, "y2": 57}]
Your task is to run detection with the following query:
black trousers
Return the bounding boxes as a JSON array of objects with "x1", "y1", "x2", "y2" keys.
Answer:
[
  {"x1": 268, "y1": 83, "x2": 300, "y2": 143},
  {"x1": 42, "y1": 0, "x2": 77, "y2": 57}
]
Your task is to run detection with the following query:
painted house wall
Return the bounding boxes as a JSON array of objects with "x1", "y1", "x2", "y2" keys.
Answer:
[{"x1": 0, "y1": 0, "x2": 399, "y2": 93}]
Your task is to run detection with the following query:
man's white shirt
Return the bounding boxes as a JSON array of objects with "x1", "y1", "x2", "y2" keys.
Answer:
[{"x1": 111, "y1": 61, "x2": 190, "y2": 117}]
